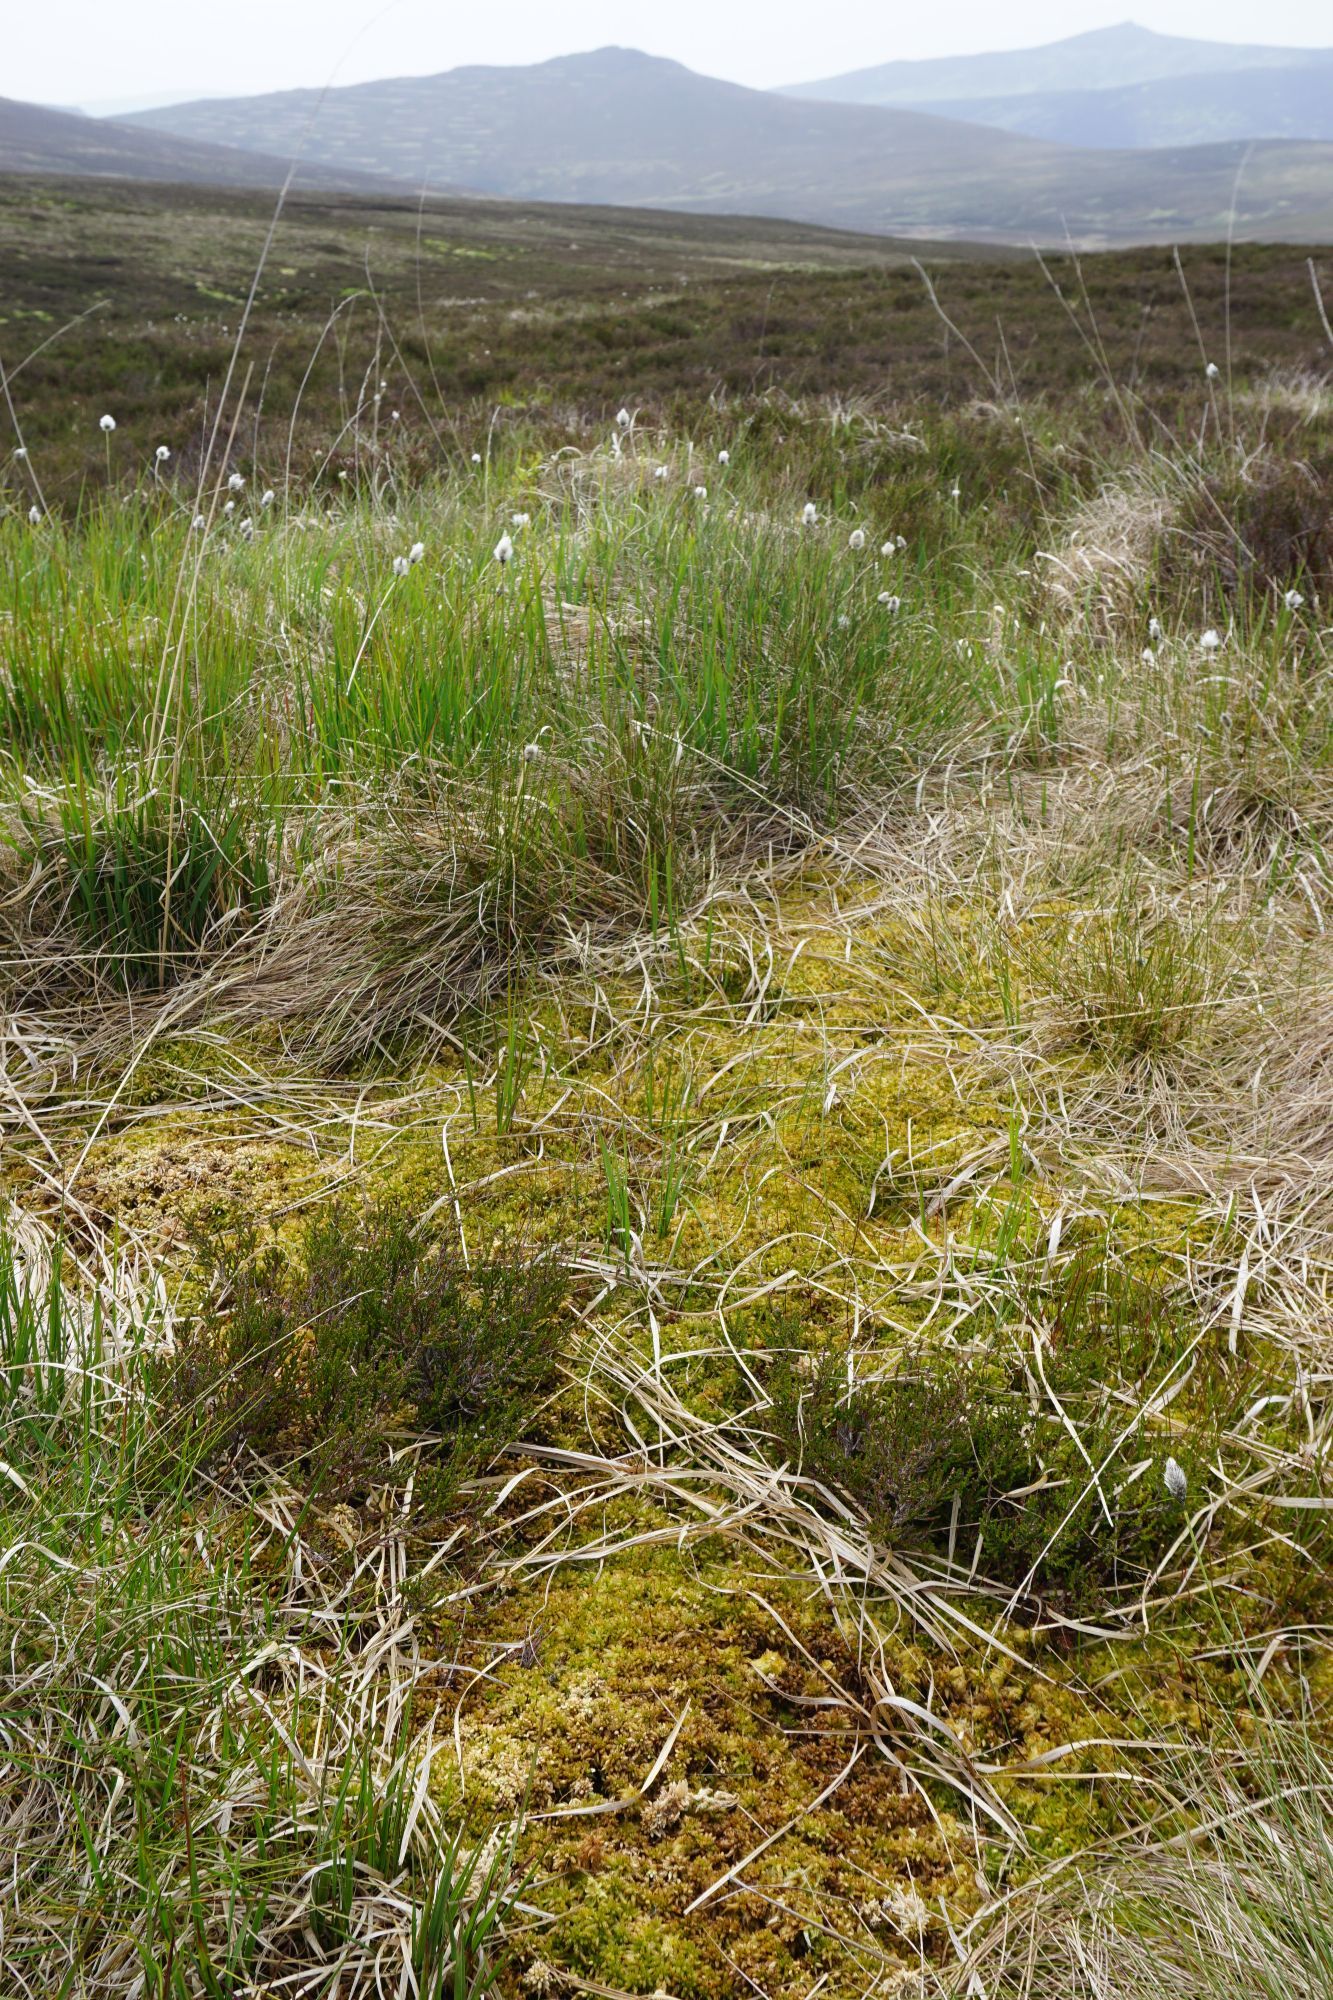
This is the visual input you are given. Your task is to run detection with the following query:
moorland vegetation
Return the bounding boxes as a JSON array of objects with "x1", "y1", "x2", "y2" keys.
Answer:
[{"x1": 2, "y1": 176, "x2": 1333, "y2": 1999}]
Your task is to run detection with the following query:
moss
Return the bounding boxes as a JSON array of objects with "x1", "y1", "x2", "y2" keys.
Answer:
[
  {"x1": 75, "y1": 1124, "x2": 327, "y2": 1248},
  {"x1": 431, "y1": 1547, "x2": 975, "y2": 1999},
  {"x1": 14, "y1": 865, "x2": 1332, "y2": 1994}
]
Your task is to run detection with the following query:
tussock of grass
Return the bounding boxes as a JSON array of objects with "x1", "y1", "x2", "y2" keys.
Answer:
[
  {"x1": 956, "y1": 1720, "x2": 1333, "y2": 1999},
  {"x1": 0, "y1": 1215, "x2": 527, "y2": 1997},
  {"x1": 7, "y1": 773, "x2": 283, "y2": 998},
  {"x1": 1026, "y1": 883, "x2": 1248, "y2": 1066}
]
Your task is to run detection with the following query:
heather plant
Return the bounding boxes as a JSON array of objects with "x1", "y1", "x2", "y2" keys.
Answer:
[
  {"x1": 766, "y1": 1330, "x2": 1191, "y2": 1616},
  {"x1": 160, "y1": 1198, "x2": 567, "y2": 1508}
]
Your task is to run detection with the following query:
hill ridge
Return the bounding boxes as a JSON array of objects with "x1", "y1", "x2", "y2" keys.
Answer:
[
  {"x1": 781, "y1": 20, "x2": 1328, "y2": 106},
  {"x1": 0, "y1": 93, "x2": 405, "y2": 192},
  {"x1": 120, "y1": 48, "x2": 1333, "y2": 245}
]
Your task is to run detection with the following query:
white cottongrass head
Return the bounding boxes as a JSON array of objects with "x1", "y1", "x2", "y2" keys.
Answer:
[
  {"x1": 154, "y1": 445, "x2": 170, "y2": 463},
  {"x1": 848, "y1": 527, "x2": 866, "y2": 551},
  {"x1": 237, "y1": 516, "x2": 254, "y2": 539},
  {"x1": 1163, "y1": 1456, "x2": 1188, "y2": 1501},
  {"x1": 227, "y1": 472, "x2": 245, "y2": 492},
  {"x1": 494, "y1": 532, "x2": 514, "y2": 565},
  {"x1": 802, "y1": 502, "x2": 818, "y2": 527},
  {"x1": 717, "y1": 449, "x2": 730, "y2": 465},
  {"x1": 223, "y1": 499, "x2": 235, "y2": 516},
  {"x1": 1148, "y1": 615, "x2": 1163, "y2": 642},
  {"x1": 14, "y1": 445, "x2": 27, "y2": 460},
  {"x1": 260, "y1": 488, "x2": 276, "y2": 509},
  {"x1": 1205, "y1": 361, "x2": 1220, "y2": 380},
  {"x1": 616, "y1": 407, "x2": 632, "y2": 430},
  {"x1": 878, "y1": 592, "x2": 902, "y2": 611},
  {"x1": 191, "y1": 513, "x2": 206, "y2": 531},
  {"x1": 471, "y1": 452, "x2": 482, "y2": 465},
  {"x1": 99, "y1": 414, "x2": 116, "y2": 433},
  {"x1": 1285, "y1": 588, "x2": 1305, "y2": 610},
  {"x1": 510, "y1": 512, "x2": 531, "y2": 529},
  {"x1": 654, "y1": 464, "x2": 669, "y2": 481},
  {"x1": 949, "y1": 481, "x2": 962, "y2": 500},
  {"x1": 28, "y1": 504, "x2": 41, "y2": 525},
  {"x1": 1199, "y1": 628, "x2": 1222, "y2": 653},
  {"x1": 693, "y1": 484, "x2": 708, "y2": 500},
  {"x1": 392, "y1": 554, "x2": 411, "y2": 577},
  {"x1": 409, "y1": 540, "x2": 425, "y2": 564}
]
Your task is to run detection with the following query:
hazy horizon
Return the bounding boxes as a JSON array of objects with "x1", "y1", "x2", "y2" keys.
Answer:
[{"x1": 12, "y1": 2, "x2": 1333, "y2": 117}]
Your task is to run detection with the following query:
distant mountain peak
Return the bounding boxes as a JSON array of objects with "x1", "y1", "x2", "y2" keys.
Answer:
[
  {"x1": 536, "y1": 47, "x2": 701, "y2": 83},
  {"x1": 553, "y1": 46, "x2": 674, "y2": 65},
  {"x1": 1074, "y1": 21, "x2": 1238, "y2": 48},
  {"x1": 781, "y1": 20, "x2": 1328, "y2": 107},
  {"x1": 471, "y1": 46, "x2": 675, "y2": 77}
]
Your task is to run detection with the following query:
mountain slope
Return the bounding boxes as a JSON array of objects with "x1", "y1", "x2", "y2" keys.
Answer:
[
  {"x1": 781, "y1": 21, "x2": 1320, "y2": 107},
  {"x1": 921, "y1": 59, "x2": 1333, "y2": 150},
  {"x1": 126, "y1": 47, "x2": 1059, "y2": 209},
  {"x1": 123, "y1": 47, "x2": 1333, "y2": 246},
  {"x1": 0, "y1": 96, "x2": 400, "y2": 191}
]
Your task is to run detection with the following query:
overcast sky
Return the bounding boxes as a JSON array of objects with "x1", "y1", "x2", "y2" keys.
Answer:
[{"x1": 11, "y1": 0, "x2": 1333, "y2": 110}]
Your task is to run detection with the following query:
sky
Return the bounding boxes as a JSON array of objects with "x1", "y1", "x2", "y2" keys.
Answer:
[{"x1": 9, "y1": 0, "x2": 1333, "y2": 111}]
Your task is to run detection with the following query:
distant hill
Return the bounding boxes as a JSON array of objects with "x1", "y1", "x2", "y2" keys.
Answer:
[
  {"x1": 124, "y1": 47, "x2": 1056, "y2": 219},
  {"x1": 919, "y1": 59, "x2": 1333, "y2": 150},
  {"x1": 0, "y1": 96, "x2": 400, "y2": 192},
  {"x1": 780, "y1": 22, "x2": 1333, "y2": 154},
  {"x1": 121, "y1": 47, "x2": 1333, "y2": 246},
  {"x1": 780, "y1": 21, "x2": 1321, "y2": 108}
]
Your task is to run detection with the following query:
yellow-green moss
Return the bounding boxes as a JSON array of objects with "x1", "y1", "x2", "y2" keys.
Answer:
[
  {"x1": 432, "y1": 1547, "x2": 975, "y2": 1999},
  {"x1": 14, "y1": 868, "x2": 1330, "y2": 1997}
]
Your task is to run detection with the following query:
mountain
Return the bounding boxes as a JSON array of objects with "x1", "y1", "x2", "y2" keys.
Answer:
[
  {"x1": 919, "y1": 59, "x2": 1333, "y2": 150},
  {"x1": 122, "y1": 47, "x2": 1064, "y2": 215},
  {"x1": 124, "y1": 48, "x2": 1056, "y2": 219},
  {"x1": 0, "y1": 95, "x2": 400, "y2": 191},
  {"x1": 780, "y1": 22, "x2": 1333, "y2": 153},
  {"x1": 122, "y1": 47, "x2": 1333, "y2": 246},
  {"x1": 780, "y1": 21, "x2": 1321, "y2": 108}
]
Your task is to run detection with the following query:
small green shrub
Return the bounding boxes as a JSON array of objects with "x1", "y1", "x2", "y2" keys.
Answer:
[
  {"x1": 1167, "y1": 448, "x2": 1333, "y2": 612},
  {"x1": 768, "y1": 1325, "x2": 1190, "y2": 1616},
  {"x1": 770, "y1": 1344, "x2": 976, "y2": 1536},
  {"x1": 159, "y1": 1199, "x2": 567, "y2": 1508}
]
